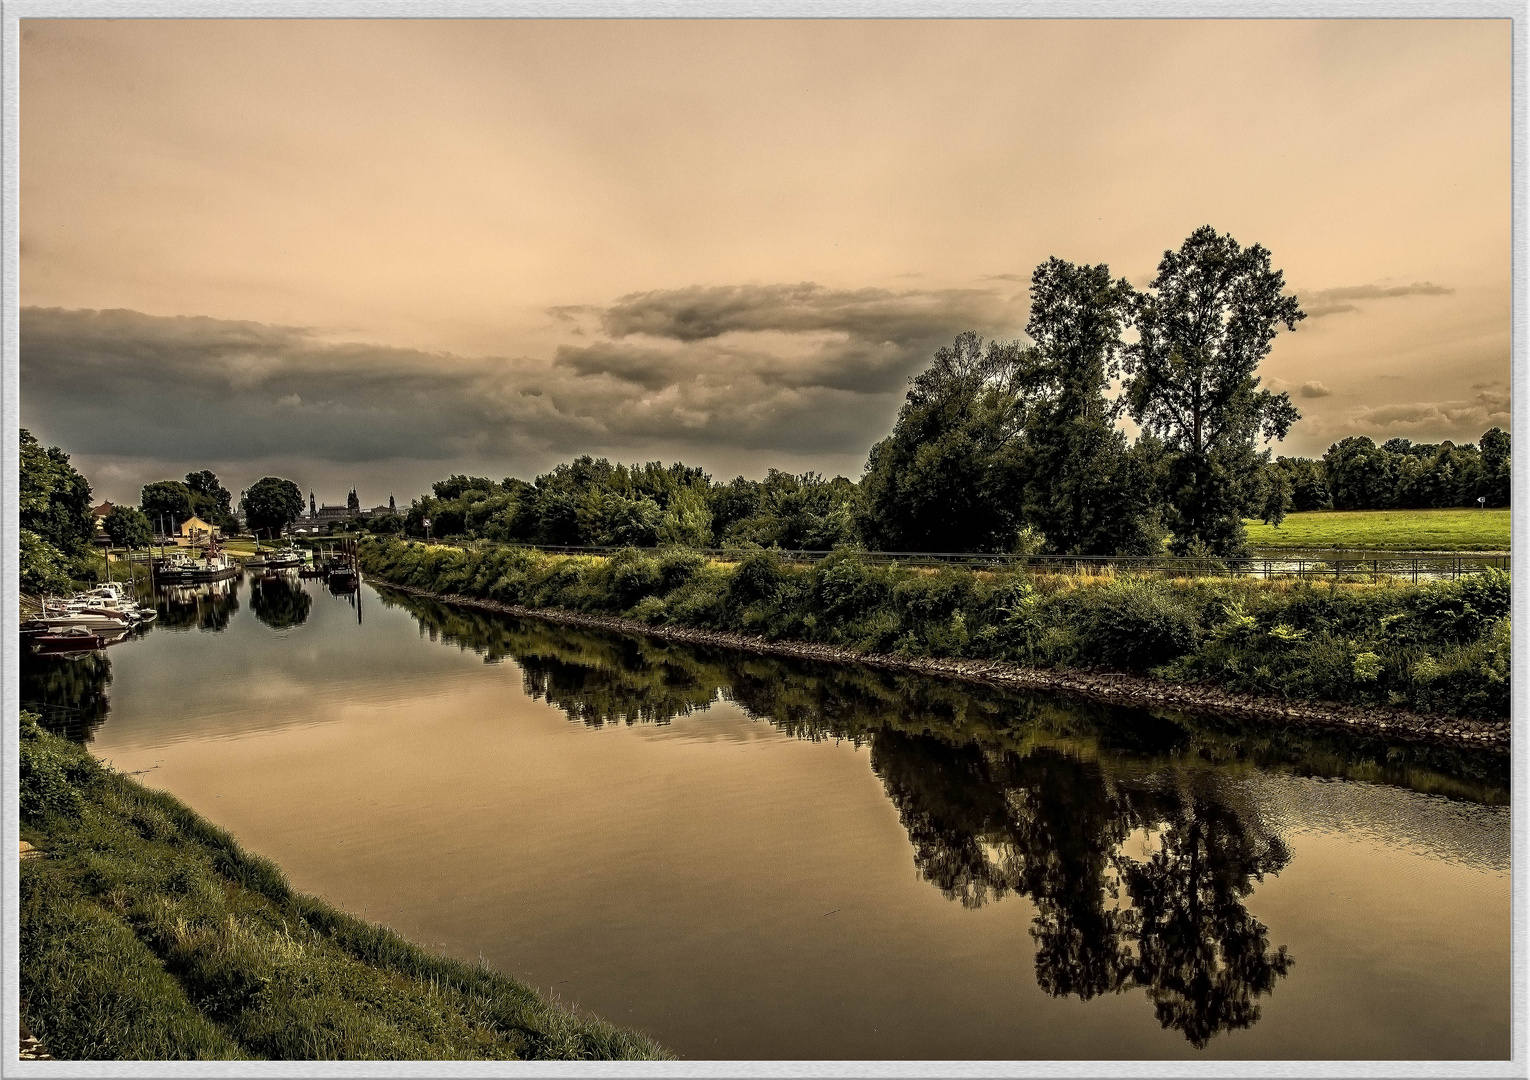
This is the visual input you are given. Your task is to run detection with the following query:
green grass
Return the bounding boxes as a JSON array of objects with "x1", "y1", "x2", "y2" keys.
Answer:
[
  {"x1": 360, "y1": 539, "x2": 1512, "y2": 720},
  {"x1": 1244, "y1": 509, "x2": 1510, "y2": 552},
  {"x1": 19, "y1": 714, "x2": 672, "y2": 1061}
]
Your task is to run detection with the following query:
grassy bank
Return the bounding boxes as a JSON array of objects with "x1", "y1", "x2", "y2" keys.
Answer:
[
  {"x1": 19, "y1": 713, "x2": 672, "y2": 1061},
  {"x1": 359, "y1": 539, "x2": 1511, "y2": 721},
  {"x1": 1244, "y1": 508, "x2": 1510, "y2": 551}
]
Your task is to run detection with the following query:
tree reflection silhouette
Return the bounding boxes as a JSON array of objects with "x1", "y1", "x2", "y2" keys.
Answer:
[
  {"x1": 1116, "y1": 788, "x2": 1293, "y2": 1047},
  {"x1": 20, "y1": 647, "x2": 113, "y2": 741},
  {"x1": 371, "y1": 588, "x2": 1520, "y2": 1046},
  {"x1": 870, "y1": 729, "x2": 1293, "y2": 1044},
  {"x1": 251, "y1": 572, "x2": 312, "y2": 630}
]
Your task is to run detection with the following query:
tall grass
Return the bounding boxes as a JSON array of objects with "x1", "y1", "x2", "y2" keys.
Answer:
[
  {"x1": 360, "y1": 539, "x2": 1510, "y2": 720},
  {"x1": 19, "y1": 713, "x2": 672, "y2": 1061}
]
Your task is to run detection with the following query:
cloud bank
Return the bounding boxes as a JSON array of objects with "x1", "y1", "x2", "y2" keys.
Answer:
[
  {"x1": 1298, "y1": 281, "x2": 1454, "y2": 319},
  {"x1": 1300, "y1": 384, "x2": 1510, "y2": 447},
  {"x1": 21, "y1": 287, "x2": 1021, "y2": 495}
]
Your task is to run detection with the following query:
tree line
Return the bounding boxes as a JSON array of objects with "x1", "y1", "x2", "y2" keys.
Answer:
[
  {"x1": 22, "y1": 225, "x2": 1512, "y2": 573},
  {"x1": 1274, "y1": 430, "x2": 1511, "y2": 514},
  {"x1": 407, "y1": 226, "x2": 1315, "y2": 557}
]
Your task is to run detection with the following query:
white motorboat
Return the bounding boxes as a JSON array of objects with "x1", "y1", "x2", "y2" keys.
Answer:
[
  {"x1": 65, "y1": 591, "x2": 158, "y2": 625},
  {"x1": 35, "y1": 604, "x2": 133, "y2": 633}
]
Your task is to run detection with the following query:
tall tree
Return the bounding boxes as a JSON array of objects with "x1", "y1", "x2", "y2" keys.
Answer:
[
  {"x1": 858, "y1": 332, "x2": 1033, "y2": 552},
  {"x1": 1478, "y1": 427, "x2": 1510, "y2": 507},
  {"x1": 102, "y1": 505, "x2": 153, "y2": 549},
  {"x1": 240, "y1": 477, "x2": 305, "y2": 539},
  {"x1": 1020, "y1": 257, "x2": 1162, "y2": 555},
  {"x1": 1323, "y1": 437, "x2": 1394, "y2": 510},
  {"x1": 20, "y1": 429, "x2": 95, "y2": 555},
  {"x1": 1123, "y1": 227, "x2": 1303, "y2": 555},
  {"x1": 140, "y1": 480, "x2": 196, "y2": 532},
  {"x1": 184, "y1": 470, "x2": 236, "y2": 531}
]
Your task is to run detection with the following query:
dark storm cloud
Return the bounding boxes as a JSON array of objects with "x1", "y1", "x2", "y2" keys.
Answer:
[
  {"x1": 1299, "y1": 381, "x2": 1333, "y2": 398},
  {"x1": 23, "y1": 287, "x2": 1020, "y2": 479},
  {"x1": 598, "y1": 283, "x2": 1013, "y2": 345},
  {"x1": 1298, "y1": 281, "x2": 1454, "y2": 319}
]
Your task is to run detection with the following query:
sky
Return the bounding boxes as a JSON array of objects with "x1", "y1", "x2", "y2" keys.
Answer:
[{"x1": 19, "y1": 17, "x2": 1511, "y2": 508}]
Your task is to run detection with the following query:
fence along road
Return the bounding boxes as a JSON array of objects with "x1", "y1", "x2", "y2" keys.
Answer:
[{"x1": 439, "y1": 543, "x2": 1509, "y2": 584}]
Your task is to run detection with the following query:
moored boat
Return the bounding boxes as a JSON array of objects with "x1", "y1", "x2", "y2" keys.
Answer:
[
  {"x1": 154, "y1": 551, "x2": 240, "y2": 585},
  {"x1": 33, "y1": 626, "x2": 123, "y2": 651}
]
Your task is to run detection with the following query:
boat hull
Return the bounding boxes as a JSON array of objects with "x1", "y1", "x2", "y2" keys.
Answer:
[{"x1": 155, "y1": 564, "x2": 240, "y2": 585}]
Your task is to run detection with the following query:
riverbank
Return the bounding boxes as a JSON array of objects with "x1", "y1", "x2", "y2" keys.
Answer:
[
  {"x1": 18, "y1": 713, "x2": 672, "y2": 1061},
  {"x1": 371, "y1": 580, "x2": 1508, "y2": 753},
  {"x1": 357, "y1": 539, "x2": 1510, "y2": 741}
]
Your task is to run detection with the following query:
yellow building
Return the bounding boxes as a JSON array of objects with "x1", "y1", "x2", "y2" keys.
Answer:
[{"x1": 175, "y1": 515, "x2": 220, "y2": 547}]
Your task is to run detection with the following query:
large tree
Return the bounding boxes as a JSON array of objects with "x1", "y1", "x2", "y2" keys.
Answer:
[
  {"x1": 140, "y1": 480, "x2": 196, "y2": 532},
  {"x1": 102, "y1": 505, "x2": 153, "y2": 549},
  {"x1": 1478, "y1": 427, "x2": 1510, "y2": 507},
  {"x1": 20, "y1": 429, "x2": 95, "y2": 556},
  {"x1": 1323, "y1": 436, "x2": 1394, "y2": 510},
  {"x1": 184, "y1": 469, "x2": 236, "y2": 531},
  {"x1": 1019, "y1": 257, "x2": 1162, "y2": 555},
  {"x1": 1123, "y1": 227, "x2": 1303, "y2": 555},
  {"x1": 858, "y1": 332, "x2": 1033, "y2": 552},
  {"x1": 240, "y1": 477, "x2": 305, "y2": 539}
]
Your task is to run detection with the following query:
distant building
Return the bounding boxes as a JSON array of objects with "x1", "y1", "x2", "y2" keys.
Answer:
[
  {"x1": 299, "y1": 490, "x2": 402, "y2": 530},
  {"x1": 174, "y1": 514, "x2": 220, "y2": 547},
  {"x1": 311, "y1": 504, "x2": 354, "y2": 525},
  {"x1": 90, "y1": 501, "x2": 115, "y2": 534}
]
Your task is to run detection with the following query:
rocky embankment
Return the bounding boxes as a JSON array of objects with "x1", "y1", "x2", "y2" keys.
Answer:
[{"x1": 372, "y1": 581, "x2": 1510, "y2": 753}]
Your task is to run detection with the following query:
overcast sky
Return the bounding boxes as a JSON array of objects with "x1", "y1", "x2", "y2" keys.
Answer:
[{"x1": 20, "y1": 18, "x2": 1510, "y2": 507}]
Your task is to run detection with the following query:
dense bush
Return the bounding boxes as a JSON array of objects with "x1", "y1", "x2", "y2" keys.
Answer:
[{"x1": 360, "y1": 540, "x2": 1511, "y2": 720}]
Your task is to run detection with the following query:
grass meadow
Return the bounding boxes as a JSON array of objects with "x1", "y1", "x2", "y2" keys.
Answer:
[{"x1": 1244, "y1": 508, "x2": 1510, "y2": 552}]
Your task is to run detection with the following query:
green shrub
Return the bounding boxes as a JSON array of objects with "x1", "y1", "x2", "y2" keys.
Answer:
[
  {"x1": 1066, "y1": 579, "x2": 1202, "y2": 670},
  {"x1": 356, "y1": 538, "x2": 1510, "y2": 719}
]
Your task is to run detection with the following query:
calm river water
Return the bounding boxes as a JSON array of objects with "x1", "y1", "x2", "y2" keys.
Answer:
[{"x1": 21, "y1": 571, "x2": 1510, "y2": 1060}]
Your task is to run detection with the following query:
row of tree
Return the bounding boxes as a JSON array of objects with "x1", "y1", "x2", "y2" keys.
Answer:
[
  {"x1": 399, "y1": 461, "x2": 860, "y2": 552},
  {"x1": 401, "y1": 226, "x2": 1311, "y2": 556},
  {"x1": 27, "y1": 227, "x2": 1511, "y2": 565},
  {"x1": 1274, "y1": 431, "x2": 1510, "y2": 512},
  {"x1": 135, "y1": 473, "x2": 308, "y2": 541}
]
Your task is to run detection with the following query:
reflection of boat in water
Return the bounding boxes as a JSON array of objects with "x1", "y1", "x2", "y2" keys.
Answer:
[{"x1": 155, "y1": 575, "x2": 242, "y2": 632}]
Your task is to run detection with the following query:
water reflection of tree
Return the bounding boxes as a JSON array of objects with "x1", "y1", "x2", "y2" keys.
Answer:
[
  {"x1": 251, "y1": 572, "x2": 312, "y2": 630},
  {"x1": 373, "y1": 588, "x2": 1510, "y2": 1046},
  {"x1": 870, "y1": 730, "x2": 1293, "y2": 1045},
  {"x1": 156, "y1": 580, "x2": 241, "y2": 632},
  {"x1": 1118, "y1": 790, "x2": 1293, "y2": 1047},
  {"x1": 19, "y1": 648, "x2": 113, "y2": 742}
]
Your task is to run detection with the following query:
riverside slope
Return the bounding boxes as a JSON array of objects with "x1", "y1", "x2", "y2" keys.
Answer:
[{"x1": 371, "y1": 581, "x2": 1508, "y2": 753}]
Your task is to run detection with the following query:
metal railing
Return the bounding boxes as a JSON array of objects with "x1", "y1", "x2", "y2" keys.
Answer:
[{"x1": 404, "y1": 540, "x2": 1508, "y2": 583}]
